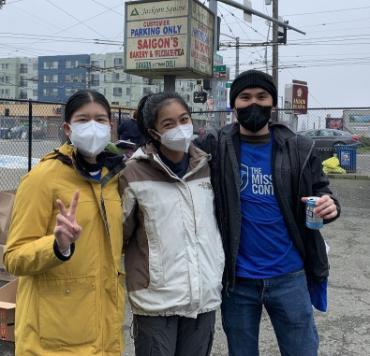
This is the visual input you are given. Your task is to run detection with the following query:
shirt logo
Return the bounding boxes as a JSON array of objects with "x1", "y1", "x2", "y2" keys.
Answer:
[
  {"x1": 241, "y1": 165, "x2": 274, "y2": 196},
  {"x1": 198, "y1": 181, "x2": 212, "y2": 190}
]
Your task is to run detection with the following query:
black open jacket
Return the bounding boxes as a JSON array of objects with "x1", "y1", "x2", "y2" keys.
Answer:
[{"x1": 195, "y1": 122, "x2": 341, "y2": 291}]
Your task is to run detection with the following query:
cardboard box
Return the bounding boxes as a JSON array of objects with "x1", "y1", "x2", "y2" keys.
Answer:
[
  {"x1": 0, "y1": 244, "x2": 16, "y2": 282},
  {"x1": 0, "y1": 279, "x2": 17, "y2": 342}
]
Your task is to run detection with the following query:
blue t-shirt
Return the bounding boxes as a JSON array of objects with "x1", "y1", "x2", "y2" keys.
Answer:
[{"x1": 236, "y1": 137, "x2": 303, "y2": 279}]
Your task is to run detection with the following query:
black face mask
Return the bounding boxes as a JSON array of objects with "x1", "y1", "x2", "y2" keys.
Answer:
[{"x1": 236, "y1": 104, "x2": 272, "y2": 132}]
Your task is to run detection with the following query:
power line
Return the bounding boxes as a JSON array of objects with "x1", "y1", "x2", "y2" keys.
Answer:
[
  {"x1": 299, "y1": 16, "x2": 370, "y2": 28},
  {"x1": 88, "y1": 0, "x2": 123, "y2": 17},
  {"x1": 282, "y1": 5, "x2": 370, "y2": 17},
  {"x1": 44, "y1": 0, "x2": 107, "y2": 39}
]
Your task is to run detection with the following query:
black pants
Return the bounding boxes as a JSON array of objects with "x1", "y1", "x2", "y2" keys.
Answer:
[{"x1": 133, "y1": 311, "x2": 216, "y2": 356}]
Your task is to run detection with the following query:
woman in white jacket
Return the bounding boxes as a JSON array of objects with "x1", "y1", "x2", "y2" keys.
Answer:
[{"x1": 119, "y1": 92, "x2": 224, "y2": 356}]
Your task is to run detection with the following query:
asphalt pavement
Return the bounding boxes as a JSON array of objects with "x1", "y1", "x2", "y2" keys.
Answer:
[
  {"x1": 123, "y1": 178, "x2": 370, "y2": 356},
  {"x1": 0, "y1": 146, "x2": 369, "y2": 355}
]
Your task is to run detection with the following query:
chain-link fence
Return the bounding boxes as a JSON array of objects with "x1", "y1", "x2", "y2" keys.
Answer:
[
  {"x1": 1, "y1": 102, "x2": 369, "y2": 191},
  {"x1": 192, "y1": 107, "x2": 370, "y2": 174},
  {"x1": 0, "y1": 98, "x2": 131, "y2": 191}
]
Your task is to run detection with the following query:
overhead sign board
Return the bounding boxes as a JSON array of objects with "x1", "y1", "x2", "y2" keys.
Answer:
[{"x1": 124, "y1": 0, "x2": 215, "y2": 79}]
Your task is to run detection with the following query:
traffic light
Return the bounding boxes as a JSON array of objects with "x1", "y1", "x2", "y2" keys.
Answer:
[
  {"x1": 278, "y1": 21, "x2": 288, "y2": 44},
  {"x1": 203, "y1": 79, "x2": 211, "y2": 91}
]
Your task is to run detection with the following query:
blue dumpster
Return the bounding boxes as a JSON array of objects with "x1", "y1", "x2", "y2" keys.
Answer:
[{"x1": 335, "y1": 144, "x2": 358, "y2": 173}]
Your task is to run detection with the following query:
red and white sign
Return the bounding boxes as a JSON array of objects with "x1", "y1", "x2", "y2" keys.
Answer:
[{"x1": 292, "y1": 81, "x2": 308, "y2": 114}]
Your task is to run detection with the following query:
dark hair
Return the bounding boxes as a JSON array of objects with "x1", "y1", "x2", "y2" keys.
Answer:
[
  {"x1": 140, "y1": 92, "x2": 190, "y2": 137},
  {"x1": 64, "y1": 89, "x2": 111, "y2": 123},
  {"x1": 134, "y1": 94, "x2": 152, "y2": 143}
]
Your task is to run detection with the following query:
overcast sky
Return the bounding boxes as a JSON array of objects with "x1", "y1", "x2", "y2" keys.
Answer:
[{"x1": 0, "y1": 0, "x2": 369, "y2": 107}]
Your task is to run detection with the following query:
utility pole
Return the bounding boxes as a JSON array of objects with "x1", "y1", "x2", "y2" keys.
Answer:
[
  {"x1": 272, "y1": 0, "x2": 278, "y2": 96},
  {"x1": 221, "y1": 33, "x2": 240, "y2": 78},
  {"x1": 235, "y1": 36, "x2": 240, "y2": 77}
]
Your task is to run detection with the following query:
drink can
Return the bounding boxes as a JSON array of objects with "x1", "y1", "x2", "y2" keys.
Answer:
[{"x1": 305, "y1": 197, "x2": 323, "y2": 230}]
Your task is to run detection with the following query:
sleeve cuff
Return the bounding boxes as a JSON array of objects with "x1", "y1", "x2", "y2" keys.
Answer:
[{"x1": 53, "y1": 240, "x2": 75, "y2": 261}]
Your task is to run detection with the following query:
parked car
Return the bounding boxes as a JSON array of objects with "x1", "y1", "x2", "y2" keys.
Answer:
[
  {"x1": 9, "y1": 119, "x2": 47, "y2": 139},
  {"x1": 298, "y1": 129, "x2": 360, "y2": 149},
  {"x1": 0, "y1": 117, "x2": 13, "y2": 139}
]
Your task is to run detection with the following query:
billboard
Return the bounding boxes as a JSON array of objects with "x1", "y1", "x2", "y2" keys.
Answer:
[
  {"x1": 326, "y1": 117, "x2": 343, "y2": 130},
  {"x1": 124, "y1": 0, "x2": 214, "y2": 78}
]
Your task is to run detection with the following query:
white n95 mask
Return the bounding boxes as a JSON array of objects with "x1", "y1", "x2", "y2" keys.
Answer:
[
  {"x1": 160, "y1": 123, "x2": 193, "y2": 153},
  {"x1": 70, "y1": 121, "x2": 111, "y2": 158}
]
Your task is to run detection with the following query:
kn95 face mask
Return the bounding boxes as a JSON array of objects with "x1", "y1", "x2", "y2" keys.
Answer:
[{"x1": 70, "y1": 120, "x2": 111, "y2": 157}]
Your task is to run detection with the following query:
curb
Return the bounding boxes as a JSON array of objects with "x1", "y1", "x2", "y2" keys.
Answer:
[{"x1": 327, "y1": 173, "x2": 370, "y2": 180}]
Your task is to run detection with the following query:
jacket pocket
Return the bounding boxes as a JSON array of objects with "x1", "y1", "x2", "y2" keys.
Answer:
[
  {"x1": 38, "y1": 276, "x2": 97, "y2": 348},
  {"x1": 147, "y1": 238, "x2": 164, "y2": 288}
]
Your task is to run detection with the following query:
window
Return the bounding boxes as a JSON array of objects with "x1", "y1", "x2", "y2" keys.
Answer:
[
  {"x1": 43, "y1": 74, "x2": 58, "y2": 83},
  {"x1": 43, "y1": 61, "x2": 58, "y2": 69},
  {"x1": 1, "y1": 63, "x2": 9, "y2": 70},
  {"x1": 0, "y1": 89, "x2": 10, "y2": 96},
  {"x1": 126, "y1": 87, "x2": 131, "y2": 96},
  {"x1": 143, "y1": 87, "x2": 151, "y2": 95},
  {"x1": 33, "y1": 89, "x2": 38, "y2": 97},
  {"x1": 90, "y1": 74, "x2": 100, "y2": 87},
  {"x1": 113, "y1": 87, "x2": 122, "y2": 97},
  {"x1": 113, "y1": 73, "x2": 120, "y2": 82},
  {"x1": 0, "y1": 76, "x2": 10, "y2": 83},
  {"x1": 65, "y1": 88, "x2": 78, "y2": 96},
  {"x1": 91, "y1": 60, "x2": 101, "y2": 68},
  {"x1": 65, "y1": 74, "x2": 83, "y2": 83},
  {"x1": 19, "y1": 90, "x2": 28, "y2": 99},
  {"x1": 20, "y1": 78, "x2": 28, "y2": 87},
  {"x1": 65, "y1": 60, "x2": 80, "y2": 69},
  {"x1": 20, "y1": 64, "x2": 28, "y2": 74},
  {"x1": 43, "y1": 88, "x2": 58, "y2": 97},
  {"x1": 113, "y1": 57, "x2": 123, "y2": 66}
]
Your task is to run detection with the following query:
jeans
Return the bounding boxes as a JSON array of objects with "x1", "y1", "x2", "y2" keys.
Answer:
[{"x1": 221, "y1": 270, "x2": 319, "y2": 356}]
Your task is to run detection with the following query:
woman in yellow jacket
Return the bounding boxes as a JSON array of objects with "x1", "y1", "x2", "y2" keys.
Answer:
[{"x1": 4, "y1": 90, "x2": 125, "y2": 355}]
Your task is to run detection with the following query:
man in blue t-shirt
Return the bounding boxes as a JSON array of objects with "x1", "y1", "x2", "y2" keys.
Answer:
[{"x1": 196, "y1": 70, "x2": 340, "y2": 356}]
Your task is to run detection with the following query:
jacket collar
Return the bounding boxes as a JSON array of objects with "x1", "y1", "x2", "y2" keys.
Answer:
[
  {"x1": 40, "y1": 143, "x2": 125, "y2": 181},
  {"x1": 131, "y1": 142, "x2": 210, "y2": 179},
  {"x1": 221, "y1": 121, "x2": 297, "y2": 147}
]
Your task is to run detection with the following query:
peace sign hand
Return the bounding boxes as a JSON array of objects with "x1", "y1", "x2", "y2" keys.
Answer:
[{"x1": 54, "y1": 191, "x2": 82, "y2": 254}]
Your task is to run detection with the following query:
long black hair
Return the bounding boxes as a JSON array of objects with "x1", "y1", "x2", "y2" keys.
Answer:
[{"x1": 64, "y1": 89, "x2": 111, "y2": 123}]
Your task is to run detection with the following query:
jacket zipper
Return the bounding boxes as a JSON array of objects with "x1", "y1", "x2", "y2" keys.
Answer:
[{"x1": 296, "y1": 140, "x2": 315, "y2": 217}]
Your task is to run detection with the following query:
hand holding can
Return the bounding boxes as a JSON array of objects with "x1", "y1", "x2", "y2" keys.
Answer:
[{"x1": 302, "y1": 196, "x2": 323, "y2": 230}]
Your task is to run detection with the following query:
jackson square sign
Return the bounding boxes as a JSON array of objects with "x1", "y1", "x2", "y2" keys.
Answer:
[{"x1": 124, "y1": 0, "x2": 215, "y2": 78}]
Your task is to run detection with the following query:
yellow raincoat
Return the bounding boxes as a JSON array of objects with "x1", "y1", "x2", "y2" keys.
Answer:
[{"x1": 4, "y1": 144, "x2": 125, "y2": 355}]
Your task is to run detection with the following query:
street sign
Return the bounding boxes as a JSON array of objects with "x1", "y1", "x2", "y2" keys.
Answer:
[{"x1": 213, "y1": 65, "x2": 226, "y2": 72}]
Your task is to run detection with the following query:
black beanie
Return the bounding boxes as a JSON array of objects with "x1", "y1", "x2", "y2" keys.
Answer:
[{"x1": 229, "y1": 70, "x2": 277, "y2": 108}]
